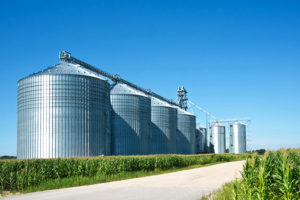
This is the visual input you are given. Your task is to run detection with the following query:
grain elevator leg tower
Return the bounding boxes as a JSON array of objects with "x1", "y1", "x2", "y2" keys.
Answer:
[
  {"x1": 177, "y1": 86, "x2": 188, "y2": 110},
  {"x1": 176, "y1": 87, "x2": 196, "y2": 154}
]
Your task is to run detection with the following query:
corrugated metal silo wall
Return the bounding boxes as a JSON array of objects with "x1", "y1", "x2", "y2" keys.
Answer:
[
  {"x1": 111, "y1": 94, "x2": 151, "y2": 155},
  {"x1": 230, "y1": 123, "x2": 246, "y2": 154},
  {"x1": 195, "y1": 129, "x2": 202, "y2": 153},
  {"x1": 196, "y1": 128, "x2": 206, "y2": 153},
  {"x1": 201, "y1": 128, "x2": 207, "y2": 153},
  {"x1": 177, "y1": 114, "x2": 196, "y2": 154},
  {"x1": 151, "y1": 106, "x2": 177, "y2": 154},
  {"x1": 17, "y1": 74, "x2": 111, "y2": 159},
  {"x1": 229, "y1": 125, "x2": 234, "y2": 153},
  {"x1": 210, "y1": 126, "x2": 226, "y2": 154}
]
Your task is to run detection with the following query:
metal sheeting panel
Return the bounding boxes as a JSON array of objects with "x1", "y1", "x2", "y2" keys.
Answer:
[
  {"x1": 195, "y1": 129, "x2": 202, "y2": 153},
  {"x1": 230, "y1": 122, "x2": 246, "y2": 154},
  {"x1": 201, "y1": 127, "x2": 207, "y2": 153},
  {"x1": 196, "y1": 126, "x2": 207, "y2": 153},
  {"x1": 210, "y1": 123, "x2": 226, "y2": 154},
  {"x1": 150, "y1": 101, "x2": 177, "y2": 154},
  {"x1": 111, "y1": 84, "x2": 151, "y2": 155},
  {"x1": 177, "y1": 109, "x2": 196, "y2": 154},
  {"x1": 17, "y1": 73, "x2": 111, "y2": 159}
]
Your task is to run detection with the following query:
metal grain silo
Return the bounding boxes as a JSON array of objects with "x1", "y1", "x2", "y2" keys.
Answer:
[
  {"x1": 210, "y1": 123, "x2": 226, "y2": 154},
  {"x1": 200, "y1": 126, "x2": 208, "y2": 153},
  {"x1": 110, "y1": 83, "x2": 151, "y2": 155},
  {"x1": 195, "y1": 128, "x2": 202, "y2": 154},
  {"x1": 196, "y1": 125, "x2": 207, "y2": 153},
  {"x1": 150, "y1": 97, "x2": 177, "y2": 154},
  {"x1": 229, "y1": 122, "x2": 246, "y2": 154},
  {"x1": 17, "y1": 62, "x2": 111, "y2": 159},
  {"x1": 177, "y1": 108, "x2": 196, "y2": 154}
]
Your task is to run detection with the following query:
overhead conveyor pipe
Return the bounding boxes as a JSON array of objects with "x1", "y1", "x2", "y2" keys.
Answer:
[
  {"x1": 59, "y1": 51, "x2": 179, "y2": 107},
  {"x1": 188, "y1": 100, "x2": 218, "y2": 120}
]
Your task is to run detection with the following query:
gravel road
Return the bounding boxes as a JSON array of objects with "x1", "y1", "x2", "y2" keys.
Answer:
[{"x1": 2, "y1": 160, "x2": 245, "y2": 200}]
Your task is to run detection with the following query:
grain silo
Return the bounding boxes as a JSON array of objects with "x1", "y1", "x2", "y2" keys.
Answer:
[
  {"x1": 150, "y1": 97, "x2": 177, "y2": 154},
  {"x1": 177, "y1": 108, "x2": 196, "y2": 154},
  {"x1": 196, "y1": 125, "x2": 207, "y2": 153},
  {"x1": 229, "y1": 121, "x2": 246, "y2": 154},
  {"x1": 110, "y1": 83, "x2": 151, "y2": 155},
  {"x1": 17, "y1": 62, "x2": 111, "y2": 159},
  {"x1": 210, "y1": 123, "x2": 226, "y2": 154}
]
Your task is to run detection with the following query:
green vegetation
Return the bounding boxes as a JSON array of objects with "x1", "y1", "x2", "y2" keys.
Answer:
[
  {"x1": 23, "y1": 163, "x2": 219, "y2": 193},
  {"x1": 0, "y1": 156, "x2": 16, "y2": 160},
  {"x1": 202, "y1": 181, "x2": 238, "y2": 200},
  {"x1": 203, "y1": 148, "x2": 300, "y2": 200},
  {"x1": 0, "y1": 154, "x2": 246, "y2": 194},
  {"x1": 248, "y1": 149, "x2": 266, "y2": 155}
]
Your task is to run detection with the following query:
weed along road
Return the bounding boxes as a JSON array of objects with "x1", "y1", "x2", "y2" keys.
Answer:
[{"x1": 4, "y1": 161, "x2": 245, "y2": 200}]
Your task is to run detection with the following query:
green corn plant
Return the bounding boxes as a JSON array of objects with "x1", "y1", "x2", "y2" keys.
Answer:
[
  {"x1": 255, "y1": 161, "x2": 269, "y2": 200},
  {"x1": 241, "y1": 157, "x2": 256, "y2": 200},
  {"x1": 0, "y1": 164, "x2": 4, "y2": 192},
  {"x1": 281, "y1": 163, "x2": 295, "y2": 200},
  {"x1": 0, "y1": 153, "x2": 248, "y2": 192},
  {"x1": 232, "y1": 178, "x2": 239, "y2": 200},
  {"x1": 272, "y1": 151, "x2": 296, "y2": 200},
  {"x1": 239, "y1": 149, "x2": 300, "y2": 200}
]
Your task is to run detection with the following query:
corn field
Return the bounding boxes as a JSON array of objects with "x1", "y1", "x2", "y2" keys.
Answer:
[
  {"x1": 0, "y1": 154, "x2": 245, "y2": 192},
  {"x1": 233, "y1": 149, "x2": 300, "y2": 200}
]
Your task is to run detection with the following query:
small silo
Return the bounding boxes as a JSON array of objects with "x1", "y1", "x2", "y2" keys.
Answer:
[
  {"x1": 17, "y1": 62, "x2": 111, "y2": 159},
  {"x1": 196, "y1": 125, "x2": 207, "y2": 153},
  {"x1": 177, "y1": 108, "x2": 196, "y2": 154},
  {"x1": 110, "y1": 83, "x2": 151, "y2": 155},
  {"x1": 195, "y1": 128, "x2": 202, "y2": 154},
  {"x1": 210, "y1": 123, "x2": 226, "y2": 154},
  {"x1": 200, "y1": 126, "x2": 208, "y2": 153},
  {"x1": 229, "y1": 122, "x2": 246, "y2": 154},
  {"x1": 150, "y1": 97, "x2": 177, "y2": 154}
]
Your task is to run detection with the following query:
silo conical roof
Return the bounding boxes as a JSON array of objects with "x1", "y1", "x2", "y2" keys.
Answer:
[
  {"x1": 212, "y1": 122, "x2": 224, "y2": 127},
  {"x1": 197, "y1": 125, "x2": 206, "y2": 129},
  {"x1": 232, "y1": 121, "x2": 245, "y2": 126},
  {"x1": 26, "y1": 62, "x2": 105, "y2": 80},
  {"x1": 177, "y1": 107, "x2": 195, "y2": 116},
  {"x1": 111, "y1": 83, "x2": 147, "y2": 97},
  {"x1": 151, "y1": 96, "x2": 175, "y2": 108}
]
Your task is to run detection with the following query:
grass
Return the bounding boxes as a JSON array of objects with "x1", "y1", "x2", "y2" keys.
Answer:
[
  {"x1": 202, "y1": 148, "x2": 300, "y2": 200},
  {"x1": 202, "y1": 182, "x2": 239, "y2": 200},
  {"x1": 0, "y1": 154, "x2": 247, "y2": 196}
]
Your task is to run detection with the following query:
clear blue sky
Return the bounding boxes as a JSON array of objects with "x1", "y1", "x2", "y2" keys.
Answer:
[{"x1": 0, "y1": 0, "x2": 299, "y2": 156}]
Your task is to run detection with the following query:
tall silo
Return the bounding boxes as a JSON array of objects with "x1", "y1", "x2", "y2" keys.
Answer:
[
  {"x1": 177, "y1": 108, "x2": 196, "y2": 154},
  {"x1": 230, "y1": 122, "x2": 246, "y2": 154},
  {"x1": 110, "y1": 83, "x2": 151, "y2": 155},
  {"x1": 196, "y1": 125, "x2": 207, "y2": 153},
  {"x1": 17, "y1": 62, "x2": 111, "y2": 159},
  {"x1": 150, "y1": 97, "x2": 177, "y2": 154},
  {"x1": 210, "y1": 123, "x2": 226, "y2": 154}
]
